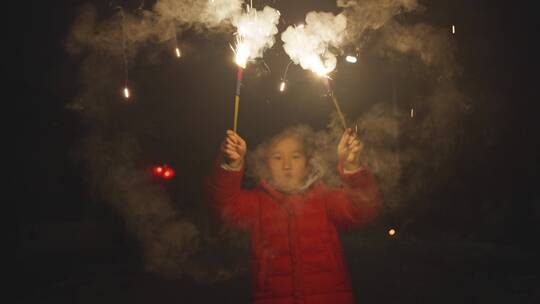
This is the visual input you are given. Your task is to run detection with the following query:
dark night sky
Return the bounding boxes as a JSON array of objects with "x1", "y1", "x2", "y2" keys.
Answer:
[{"x1": 17, "y1": 1, "x2": 539, "y2": 303}]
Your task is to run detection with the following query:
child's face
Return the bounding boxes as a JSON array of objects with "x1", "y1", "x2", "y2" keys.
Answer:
[{"x1": 267, "y1": 136, "x2": 307, "y2": 193}]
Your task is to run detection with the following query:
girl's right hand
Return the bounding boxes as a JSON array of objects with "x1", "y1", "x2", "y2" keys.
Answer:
[{"x1": 221, "y1": 130, "x2": 247, "y2": 169}]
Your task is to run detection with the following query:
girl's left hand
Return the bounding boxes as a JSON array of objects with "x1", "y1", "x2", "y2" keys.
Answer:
[{"x1": 337, "y1": 128, "x2": 364, "y2": 171}]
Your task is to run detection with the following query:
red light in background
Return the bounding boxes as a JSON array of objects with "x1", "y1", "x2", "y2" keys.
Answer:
[
  {"x1": 163, "y1": 168, "x2": 175, "y2": 179},
  {"x1": 152, "y1": 164, "x2": 175, "y2": 180},
  {"x1": 153, "y1": 166, "x2": 164, "y2": 176}
]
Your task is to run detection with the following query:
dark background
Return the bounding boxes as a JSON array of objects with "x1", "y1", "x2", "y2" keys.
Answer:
[{"x1": 17, "y1": 0, "x2": 539, "y2": 303}]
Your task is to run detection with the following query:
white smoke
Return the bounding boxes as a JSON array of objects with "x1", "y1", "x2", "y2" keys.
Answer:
[
  {"x1": 281, "y1": 12, "x2": 347, "y2": 76},
  {"x1": 153, "y1": 0, "x2": 243, "y2": 29},
  {"x1": 337, "y1": 0, "x2": 420, "y2": 43},
  {"x1": 232, "y1": 6, "x2": 281, "y2": 68}
]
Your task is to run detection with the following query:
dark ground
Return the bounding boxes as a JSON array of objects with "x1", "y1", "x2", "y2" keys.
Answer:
[{"x1": 18, "y1": 223, "x2": 539, "y2": 303}]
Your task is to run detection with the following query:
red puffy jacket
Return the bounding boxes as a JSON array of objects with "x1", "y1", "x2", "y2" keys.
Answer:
[{"x1": 206, "y1": 159, "x2": 380, "y2": 304}]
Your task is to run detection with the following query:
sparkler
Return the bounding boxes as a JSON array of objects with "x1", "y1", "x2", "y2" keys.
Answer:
[
  {"x1": 231, "y1": 35, "x2": 248, "y2": 132},
  {"x1": 229, "y1": 4, "x2": 280, "y2": 132},
  {"x1": 281, "y1": 12, "x2": 347, "y2": 128}
]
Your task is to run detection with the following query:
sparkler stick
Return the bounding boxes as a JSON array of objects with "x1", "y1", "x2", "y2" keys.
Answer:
[
  {"x1": 233, "y1": 67, "x2": 244, "y2": 132},
  {"x1": 324, "y1": 77, "x2": 347, "y2": 129}
]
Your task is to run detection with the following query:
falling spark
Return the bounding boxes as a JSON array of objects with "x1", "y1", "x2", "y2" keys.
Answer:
[
  {"x1": 452, "y1": 25, "x2": 455, "y2": 34},
  {"x1": 123, "y1": 87, "x2": 130, "y2": 99},
  {"x1": 118, "y1": 6, "x2": 130, "y2": 101},
  {"x1": 279, "y1": 81, "x2": 286, "y2": 92},
  {"x1": 345, "y1": 55, "x2": 357, "y2": 63},
  {"x1": 175, "y1": 47, "x2": 181, "y2": 58},
  {"x1": 410, "y1": 108, "x2": 414, "y2": 118},
  {"x1": 388, "y1": 228, "x2": 397, "y2": 236}
]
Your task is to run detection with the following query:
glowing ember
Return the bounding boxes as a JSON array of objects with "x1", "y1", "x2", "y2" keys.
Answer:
[
  {"x1": 123, "y1": 87, "x2": 130, "y2": 99},
  {"x1": 345, "y1": 55, "x2": 357, "y2": 63},
  {"x1": 175, "y1": 47, "x2": 181, "y2": 58},
  {"x1": 388, "y1": 228, "x2": 397, "y2": 236},
  {"x1": 279, "y1": 81, "x2": 286, "y2": 92}
]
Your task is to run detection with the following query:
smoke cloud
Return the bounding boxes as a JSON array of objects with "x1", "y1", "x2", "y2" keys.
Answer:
[
  {"x1": 281, "y1": 12, "x2": 347, "y2": 75},
  {"x1": 66, "y1": 0, "x2": 244, "y2": 58},
  {"x1": 337, "y1": 0, "x2": 421, "y2": 44},
  {"x1": 233, "y1": 5, "x2": 281, "y2": 67},
  {"x1": 66, "y1": 1, "x2": 258, "y2": 281}
]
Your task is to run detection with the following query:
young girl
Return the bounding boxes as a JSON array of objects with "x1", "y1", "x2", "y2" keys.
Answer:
[{"x1": 206, "y1": 125, "x2": 380, "y2": 304}]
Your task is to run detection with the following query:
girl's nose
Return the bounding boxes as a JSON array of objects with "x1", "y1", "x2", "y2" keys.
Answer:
[{"x1": 283, "y1": 158, "x2": 291, "y2": 169}]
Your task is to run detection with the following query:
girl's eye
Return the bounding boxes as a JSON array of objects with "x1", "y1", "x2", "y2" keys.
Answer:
[
  {"x1": 293, "y1": 154, "x2": 302, "y2": 159},
  {"x1": 272, "y1": 156, "x2": 282, "y2": 160}
]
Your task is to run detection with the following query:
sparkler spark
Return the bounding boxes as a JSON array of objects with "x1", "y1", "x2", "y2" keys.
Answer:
[
  {"x1": 234, "y1": 39, "x2": 249, "y2": 68},
  {"x1": 345, "y1": 55, "x2": 357, "y2": 63},
  {"x1": 123, "y1": 87, "x2": 130, "y2": 99},
  {"x1": 411, "y1": 108, "x2": 414, "y2": 118},
  {"x1": 452, "y1": 25, "x2": 455, "y2": 34},
  {"x1": 231, "y1": 5, "x2": 280, "y2": 69},
  {"x1": 175, "y1": 47, "x2": 182, "y2": 58},
  {"x1": 306, "y1": 55, "x2": 334, "y2": 77},
  {"x1": 388, "y1": 228, "x2": 397, "y2": 236},
  {"x1": 279, "y1": 81, "x2": 286, "y2": 92}
]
